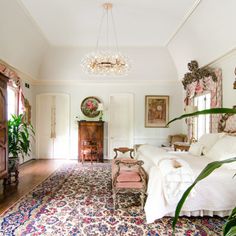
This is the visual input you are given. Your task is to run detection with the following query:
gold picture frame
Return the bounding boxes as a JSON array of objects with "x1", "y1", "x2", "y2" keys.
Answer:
[
  {"x1": 23, "y1": 98, "x2": 31, "y2": 124},
  {"x1": 145, "y1": 95, "x2": 169, "y2": 128},
  {"x1": 80, "y1": 96, "x2": 101, "y2": 118}
]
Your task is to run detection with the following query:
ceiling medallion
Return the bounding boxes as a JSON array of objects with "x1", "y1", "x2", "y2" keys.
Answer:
[{"x1": 81, "y1": 3, "x2": 131, "y2": 76}]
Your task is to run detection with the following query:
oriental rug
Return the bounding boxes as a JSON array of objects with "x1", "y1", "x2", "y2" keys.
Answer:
[{"x1": 0, "y1": 163, "x2": 225, "y2": 236}]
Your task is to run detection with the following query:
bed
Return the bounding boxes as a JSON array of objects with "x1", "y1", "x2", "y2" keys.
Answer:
[{"x1": 135, "y1": 133, "x2": 236, "y2": 224}]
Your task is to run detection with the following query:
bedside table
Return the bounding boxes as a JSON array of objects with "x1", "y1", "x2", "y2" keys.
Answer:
[{"x1": 173, "y1": 142, "x2": 190, "y2": 152}]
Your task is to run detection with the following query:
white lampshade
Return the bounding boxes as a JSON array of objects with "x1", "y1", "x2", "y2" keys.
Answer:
[
  {"x1": 97, "y1": 103, "x2": 104, "y2": 111},
  {"x1": 185, "y1": 105, "x2": 198, "y2": 114}
]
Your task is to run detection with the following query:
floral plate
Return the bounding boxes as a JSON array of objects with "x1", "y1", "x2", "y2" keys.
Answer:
[{"x1": 81, "y1": 96, "x2": 101, "y2": 118}]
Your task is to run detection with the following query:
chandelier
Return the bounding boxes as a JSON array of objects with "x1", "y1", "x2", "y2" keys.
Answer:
[{"x1": 81, "y1": 3, "x2": 131, "y2": 76}]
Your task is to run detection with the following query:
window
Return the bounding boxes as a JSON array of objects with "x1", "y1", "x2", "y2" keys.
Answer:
[
  {"x1": 7, "y1": 84, "x2": 23, "y2": 120},
  {"x1": 7, "y1": 86, "x2": 18, "y2": 119},
  {"x1": 194, "y1": 93, "x2": 211, "y2": 140}
]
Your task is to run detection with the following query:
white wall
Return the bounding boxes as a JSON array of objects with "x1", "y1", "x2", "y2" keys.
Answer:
[
  {"x1": 0, "y1": 0, "x2": 48, "y2": 79},
  {"x1": 34, "y1": 81, "x2": 184, "y2": 159},
  {"x1": 39, "y1": 46, "x2": 177, "y2": 81},
  {"x1": 34, "y1": 45, "x2": 185, "y2": 159},
  {"x1": 168, "y1": 0, "x2": 236, "y2": 79}
]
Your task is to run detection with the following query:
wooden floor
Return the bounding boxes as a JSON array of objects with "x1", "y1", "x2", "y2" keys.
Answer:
[{"x1": 0, "y1": 159, "x2": 69, "y2": 214}]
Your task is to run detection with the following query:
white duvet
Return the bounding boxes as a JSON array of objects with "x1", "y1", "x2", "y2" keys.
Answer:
[
  {"x1": 136, "y1": 145, "x2": 236, "y2": 223},
  {"x1": 158, "y1": 158, "x2": 195, "y2": 205}
]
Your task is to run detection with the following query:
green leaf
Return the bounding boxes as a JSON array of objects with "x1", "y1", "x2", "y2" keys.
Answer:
[
  {"x1": 172, "y1": 157, "x2": 236, "y2": 233},
  {"x1": 167, "y1": 108, "x2": 236, "y2": 126},
  {"x1": 8, "y1": 114, "x2": 35, "y2": 159},
  {"x1": 224, "y1": 206, "x2": 236, "y2": 235},
  {"x1": 225, "y1": 226, "x2": 236, "y2": 236}
]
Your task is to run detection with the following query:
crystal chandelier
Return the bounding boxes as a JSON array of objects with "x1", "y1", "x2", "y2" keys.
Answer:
[{"x1": 81, "y1": 3, "x2": 131, "y2": 76}]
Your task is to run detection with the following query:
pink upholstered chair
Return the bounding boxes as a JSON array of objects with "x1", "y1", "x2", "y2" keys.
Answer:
[{"x1": 112, "y1": 158, "x2": 147, "y2": 209}]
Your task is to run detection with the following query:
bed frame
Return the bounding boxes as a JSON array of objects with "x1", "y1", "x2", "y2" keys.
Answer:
[{"x1": 218, "y1": 106, "x2": 236, "y2": 134}]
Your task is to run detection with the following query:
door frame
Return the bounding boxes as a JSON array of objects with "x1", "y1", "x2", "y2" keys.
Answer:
[
  {"x1": 36, "y1": 93, "x2": 71, "y2": 159},
  {"x1": 108, "y1": 93, "x2": 134, "y2": 159}
]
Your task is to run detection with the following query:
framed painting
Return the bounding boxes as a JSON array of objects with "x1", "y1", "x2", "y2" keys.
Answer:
[
  {"x1": 81, "y1": 96, "x2": 101, "y2": 118},
  {"x1": 145, "y1": 95, "x2": 169, "y2": 128},
  {"x1": 23, "y1": 98, "x2": 31, "y2": 124}
]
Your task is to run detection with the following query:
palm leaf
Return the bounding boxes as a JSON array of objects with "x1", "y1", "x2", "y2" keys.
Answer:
[
  {"x1": 8, "y1": 114, "x2": 35, "y2": 159},
  {"x1": 225, "y1": 226, "x2": 236, "y2": 236},
  {"x1": 172, "y1": 157, "x2": 236, "y2": 233},
  {"x1": 224, "y1": 206, "x2": 236, "y2": 235},
  {"x1": 167, "y1": 108, "x2": 236, "y2": 126}
]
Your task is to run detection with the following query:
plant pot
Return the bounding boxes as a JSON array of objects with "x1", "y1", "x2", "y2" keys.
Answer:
[
  {"x1": 8, "y1": 158, "x2": 19, "y2": 172},
  {"x1": 7, "y1": 158, "x2": 19, "y2": 184}
]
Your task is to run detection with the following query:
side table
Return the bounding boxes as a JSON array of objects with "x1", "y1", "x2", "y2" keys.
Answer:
[{"x1": 113, "y1": 147, "x2": 134, "y2": 159}]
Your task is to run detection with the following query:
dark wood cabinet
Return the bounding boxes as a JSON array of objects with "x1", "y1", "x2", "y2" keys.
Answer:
[
  {"x1": 78, "y1": 121, "x2": 104, "y2": 162},
  {"x1": 0, "y1": 72, "x2": 8, "y2": 182}
]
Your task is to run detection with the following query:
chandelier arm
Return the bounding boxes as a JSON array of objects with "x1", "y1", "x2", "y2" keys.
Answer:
[
  {"x1": 111, "y1": 8, "x2": 119, "y2": 53},
  {"x1": 81, "y1": 3, "x2": 131, "y2": 76},
  {"x1": 96, "y1": 9, "x2": 106, "y2": 51}
]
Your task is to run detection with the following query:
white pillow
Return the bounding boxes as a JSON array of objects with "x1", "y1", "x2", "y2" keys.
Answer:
[
  {"x1": 206, "y1": 135, "x2": 236, "y2": 169},
  {"x1": 189, "y1": 142, "x2": 204, "y2": 156},
  {"x1": 198, "y1": 133, "x2": 225, "y2": 155},
  {"x1": 137, "y1": 144, "x2": 166, "y2": 158}
]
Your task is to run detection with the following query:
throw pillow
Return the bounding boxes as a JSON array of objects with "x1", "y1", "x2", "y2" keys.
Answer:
[{"x1": 189, "y1": 142, "x2": 204, "y2": 156}]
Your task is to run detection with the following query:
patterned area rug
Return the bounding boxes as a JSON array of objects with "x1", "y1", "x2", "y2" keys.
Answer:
[{"x1": 0, "y1": 163, "x2": 225, "y2": 236}]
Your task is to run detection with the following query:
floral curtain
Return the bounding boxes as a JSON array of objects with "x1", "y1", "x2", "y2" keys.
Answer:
[
  {"x1": 0, "y1": 63, "x2": 21, "y2": 88},
  {"x1": 0, "y1": 63, "x2": 25, "y2": 115},
  {"x1": 185, "y1": 68, "x2": 222, "y2": 135}
]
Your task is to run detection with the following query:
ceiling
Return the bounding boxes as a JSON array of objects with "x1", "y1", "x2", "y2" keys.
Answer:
[{"x1": 19, "y1": 0, "x2": 198, "y2": 47}]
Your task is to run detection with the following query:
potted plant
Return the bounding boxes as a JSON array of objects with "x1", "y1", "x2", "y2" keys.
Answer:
[
  {"x1": 166, "y1": 107, "x2": 236, "y2": 236},
  {"x1": 7, "y1": 114, "x2": 34, "y2": 183}
]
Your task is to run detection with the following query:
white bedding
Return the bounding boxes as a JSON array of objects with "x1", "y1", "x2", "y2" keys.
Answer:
[
  {"x1": 158, "y1": 158, "x2": 195, "y2": 205},
  {"x1": 136, "y1": 147, "x2": 236, "y2": 223}
]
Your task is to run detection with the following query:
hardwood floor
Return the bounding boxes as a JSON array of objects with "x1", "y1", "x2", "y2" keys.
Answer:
[{"x1": 0, "y1": 159, "x2": 70, "y2": 214}]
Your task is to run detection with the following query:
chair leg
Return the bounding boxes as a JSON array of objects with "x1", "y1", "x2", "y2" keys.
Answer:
[
  {"x1": 140, "y1": 192, "x2": 146, "y2": 209},
  {"x1": 3, "y1": 177, "x2": 7, "y2": 187},
  {"x1": 113, "y1": 191, "x2": 116, "y2": 209},
  {"x1": 15, "y1": 169, "x2": 19, "y2": 184},
  {"x1": 90, "y1": 153, "x2": 93, "y2": 165}
]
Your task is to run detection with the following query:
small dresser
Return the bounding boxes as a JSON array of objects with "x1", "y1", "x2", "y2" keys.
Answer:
[{"x1": 78, "y1": 121, "x2": 104, "y2": 162}]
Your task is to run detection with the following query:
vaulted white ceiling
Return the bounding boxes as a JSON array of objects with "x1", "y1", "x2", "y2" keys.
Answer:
[{"x1": 19, "y1": 0, "x2": 198, "y2": 47}]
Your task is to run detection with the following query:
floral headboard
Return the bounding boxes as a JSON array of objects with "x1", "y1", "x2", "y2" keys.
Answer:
[{"x1": 218, "y1": 108, "x2": 236, "y2": 134}]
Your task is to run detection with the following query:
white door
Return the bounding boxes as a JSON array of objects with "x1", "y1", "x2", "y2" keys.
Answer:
[
  {"x1": 36, "y1": 94, "x2": 70, "y2": 159},
  {"x1": 108, "y1": 94, "x2": 134, "y2": 159}
]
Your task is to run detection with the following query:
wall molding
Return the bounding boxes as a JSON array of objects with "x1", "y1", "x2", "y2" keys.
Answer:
[
  {"x1": 15, "y1": 0, "x2": 49, "y2": 45},
  {"x1": 33, "y1": 79, "x2": 180, "y2": 86},
  {"x1": 0, "y1": 59, "x2": 37, "y2": 83},
  {"x1": 165, "y1": 0, "x2": 202, "y2": 47},
  {"x1": 205, "y1": 47, "x2": 236, "y2": 67},
  {"x1": 0, "y1": 59, "x2": 181, "y2": 86}
]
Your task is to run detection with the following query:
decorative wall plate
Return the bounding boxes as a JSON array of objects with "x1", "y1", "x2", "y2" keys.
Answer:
[{"x1": 81, "y1": 96, "x2": 101, "y2": 118}]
